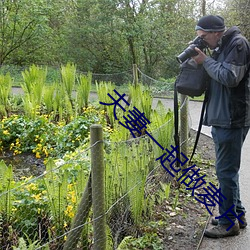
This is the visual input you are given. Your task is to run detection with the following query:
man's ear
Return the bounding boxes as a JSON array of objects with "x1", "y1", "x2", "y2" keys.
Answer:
[{"x1": 216, "y1": 31, "x2": 224, "y2": 39}]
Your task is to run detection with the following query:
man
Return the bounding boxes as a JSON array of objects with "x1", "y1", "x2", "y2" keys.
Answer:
[{"x1": 192, "y1": 15, "x2": 250, "y2": 238}]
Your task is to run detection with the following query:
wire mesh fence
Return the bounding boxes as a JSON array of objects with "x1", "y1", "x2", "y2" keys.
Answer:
[
  {"x1": 0, "y1": 120, "x2": 178, "y2": 249},
  {"x1": 1, "y1": 64, "x2": 175, "y2": 97},
  {"x1": 138, "y1": 68, "x2": 175, "y2": 95},
  {"x1": 0, "y1": 65, "x2": 191, "y2": 249}
]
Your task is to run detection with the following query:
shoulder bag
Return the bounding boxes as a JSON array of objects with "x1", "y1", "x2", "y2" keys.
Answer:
[{"x1": 175, "y1": 58, "x2": 209, "y2": 97}]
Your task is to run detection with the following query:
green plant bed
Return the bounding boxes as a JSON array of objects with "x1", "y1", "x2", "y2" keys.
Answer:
[
  {"x1": 0, "y1": 109, "x2": 101, "y2": 158},
  {"x1": 0, "y1": 78, "x2": 213, "y2": 249}
]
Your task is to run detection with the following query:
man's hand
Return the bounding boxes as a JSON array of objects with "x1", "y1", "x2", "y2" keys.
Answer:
[{"x1": 192, "y1": 47, "x2": 207, "y2": 64}]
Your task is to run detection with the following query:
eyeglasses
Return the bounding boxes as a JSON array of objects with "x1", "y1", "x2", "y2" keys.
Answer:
[{"x1": 199, "y1": 32, "x2": 214, "y2": 40}]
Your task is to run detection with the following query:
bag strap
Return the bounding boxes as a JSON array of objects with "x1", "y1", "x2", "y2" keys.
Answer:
[
  {"x1": 189, "y1": 48, "x2": 210, "y2": 162},
  {"x1": 174, "y1": 81, "x2": 208, "y2": 165},
  {"x1": 174, "y1": 80, "x2": 180, "y2": 169},
  {"x1": 188, "y1": 90, "x2": 208, "y2": 163}
]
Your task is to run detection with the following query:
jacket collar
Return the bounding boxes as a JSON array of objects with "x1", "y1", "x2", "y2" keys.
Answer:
[
  {"x1": 221, "y1": 26, "x2": 241, "y2": 46},
  {"x1": 212, "y1": 26, "x2": 241, "y2": 58}
]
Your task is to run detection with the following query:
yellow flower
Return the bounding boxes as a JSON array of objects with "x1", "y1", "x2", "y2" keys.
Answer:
[
  {"x1": 65, "y1": 205, "x2": 74, "y2": 218},
  {"x1": 3, "y1": 130, "x2": 9, "y2": 135},
  {"x1": 42, "y1": 147, "x2": 49, "y2": 157},
  {"x1": 26, "y1": 183, "x2": 37, "y2": 191},
  {"x1": 14, "y1": 149, "x2": 21, "y2": 155},
  {"x1": 36, "y1": 152, "x2": 41, "y2": 159},
  {"x1": 71, "y1": 195, "x2": 76, "y2": 204},
  {"x1": 12, "y1": 207, "x2": 17, "y2": 212},
  {"x1": 32, "y1": 193, "x2": 42, "y2": 201},
  {"x1": 21, "y1": 176, "x2": 32, "y2": 181}
]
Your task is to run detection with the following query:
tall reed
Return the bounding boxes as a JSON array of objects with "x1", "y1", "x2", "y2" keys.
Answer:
[
  {"x1": 43, "y1": 84, "x2": 55, "y2": 114},
  {"x1": 0, "y1": 161, "x2": 14, "y2": 222},
  {"x1": 0, "y1": 73, "x2": 12, "y2": 116},
  {"x1": 129, "y1": 83, "x2": 152, "y2": 121},
  {"x1": 43, "y1": 159, "x2": 68, "y2": 231},
  {"x1": 60, "y1": 63, "x2": 76, "y2": 103},
  {"x1": 148, "y1": 100, "x2": 174, "y2": 156},
  {"x1": 76, "y1": 72, "x2": 92, "y2": 112},
  {"x1": 96, "y1": 81, "x2": 116, "y2": 128},
  {"x1": 52, "y1": 82, "x2": 73, "y2": 122},
  {"x1": 105, "y1": 135, "x2": 154, "y2": 225},
  {"x1": 21, "y1": 65, "x2": 47, "y2": 118}
]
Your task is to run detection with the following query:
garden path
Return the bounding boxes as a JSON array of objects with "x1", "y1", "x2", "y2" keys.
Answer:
[{"x1": 152, "y1": 97, "x2": 250, "y2": 250}]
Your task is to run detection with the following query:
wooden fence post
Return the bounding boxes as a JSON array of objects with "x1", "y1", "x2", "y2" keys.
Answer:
[
  {"x1": 63, "y1": 175, "x2": 92, "y2": 250},
  {"x1": 180, "y1": 94, "x2": 189, "y2": 162},
  {"x1": 91, "y1": 124, "x2": 106, "y2": 250},
  {"x1": 133, "y1": 64, "x2": 138, "y2": 86}
]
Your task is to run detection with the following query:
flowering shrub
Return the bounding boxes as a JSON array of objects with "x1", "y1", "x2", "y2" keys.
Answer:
[
  {"x1": 12, "y1": 177, "x2": 49, "y2": 238},
  {"x1": 0, "y1": 105, "x2": 102, "y2": 158},
  {"x1": 7, "y1": 152, "x2": 90, "y2": 245}
]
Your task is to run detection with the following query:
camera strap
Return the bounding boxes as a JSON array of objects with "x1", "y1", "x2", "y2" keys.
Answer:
[{"x1": 174, "y1": 84, "x2": 208, "y2": 166}]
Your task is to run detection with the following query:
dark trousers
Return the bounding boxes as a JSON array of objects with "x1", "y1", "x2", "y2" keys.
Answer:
[{"x1": 211, "y1": 126, "x2": 249, "y2": 224}]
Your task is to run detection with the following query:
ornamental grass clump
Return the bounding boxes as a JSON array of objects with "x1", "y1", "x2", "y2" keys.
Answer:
[
  {"x1": 21, "y1": 65, "x2": 47, "y2": 118},
  {"x1": 0, "y1": 73, "x2": 12, "y2": 117},
  {"x1": 129, "y1": 83, "x2": 152, "y2": 121},
  {"x1": 105, "y1": 134, "x2": 155, "y2": 246},
  {"x1": 60, "y1": 63, "x2": 76, "y2": 104},
  {"x1": 43, "y1": 84, "x2": 56, "y2": 114},
  {"x1": 96, "y1": 81, "x2": 117, "y2": 128},
  {"x1": 148, "y1": 100, "x2": 174, "y2": 156},
  {"x1": 76, "y1": 72, "x2": 92, "y2": 112}
]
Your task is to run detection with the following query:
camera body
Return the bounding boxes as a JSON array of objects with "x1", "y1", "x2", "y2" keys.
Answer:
[{"x1": 176, "y1": 36, "x2": 208, "y2": 63}]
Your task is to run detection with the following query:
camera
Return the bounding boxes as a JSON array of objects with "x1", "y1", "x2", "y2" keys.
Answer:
[{"x1": 176, "y1": 36, "x2": 208, "y2": 64}]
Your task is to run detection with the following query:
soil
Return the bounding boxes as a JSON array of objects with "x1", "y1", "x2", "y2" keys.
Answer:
[
  {"x1": 0, "y1": 152, "x2": 45, "y2": 180},
  {"x1": 158, "y1": 130, "x2": 216, "y2": 250}
]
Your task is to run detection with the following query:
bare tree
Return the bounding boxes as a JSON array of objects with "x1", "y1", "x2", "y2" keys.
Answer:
[{"x1": 0, "y1": 0, "x2": 48, "y2": 65}]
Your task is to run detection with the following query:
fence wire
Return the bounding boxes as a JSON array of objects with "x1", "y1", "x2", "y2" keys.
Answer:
[
  {"x1": 137, "y1": 68, "x2": 175, "y2": 96},
  {"x1": 0, "y1": 120, "x2": 176, "y2": 249}
]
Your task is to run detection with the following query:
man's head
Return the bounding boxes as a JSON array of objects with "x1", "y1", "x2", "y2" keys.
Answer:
[{"x1": 195, "y1": 15, "x2": 225, "y2": 49}]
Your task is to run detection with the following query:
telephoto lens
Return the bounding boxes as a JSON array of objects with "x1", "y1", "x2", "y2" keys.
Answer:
[{"x1": 176, "y1": 36, "x2": 208, "y2": 63}]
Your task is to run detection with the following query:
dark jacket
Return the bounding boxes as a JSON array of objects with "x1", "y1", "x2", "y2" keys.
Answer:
[{"x1": 203, "y1": 26, "x2": 250, "y2": 128}]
